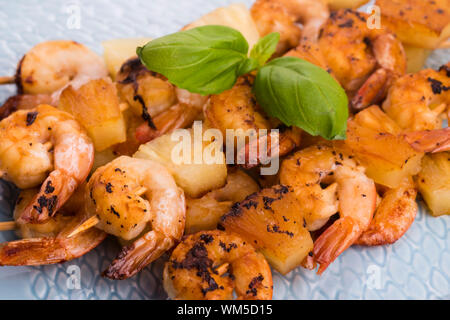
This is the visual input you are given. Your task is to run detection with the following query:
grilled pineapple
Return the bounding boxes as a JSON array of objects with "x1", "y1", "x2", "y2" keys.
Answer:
[
  {"x1": 404, "y1": 45, "x2": 432, "y2": 73},
  {"x1": 184, "y1": 3, "x2": 260, "y2": 49},
  {"x1": 134, "y1": 127, "x2": 227, "y2": 198},
  {"x1": 58, "y1": 78, "x2": 127, "y2": 151},
  {"x1": 185, "y1": 170, "x2": 260, "y2": 234},
  {"x1": 220, "y1": 185, "x2": 313, "y2": 275},
  {"x1": 102, "y1": 38, "x2": 153, "y2": 80},
  {"x1": 417, "y1": 152, "x2": 450, "y2": 216},
  {"x1": 375, "y1": 0, "x2": 450, "y2": 49},
  {"x1": 343, "y1": 106, "x2": 423, "y2": 188}
]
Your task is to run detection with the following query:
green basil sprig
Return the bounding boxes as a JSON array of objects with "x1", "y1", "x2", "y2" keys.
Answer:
[
  {"x1": 254, "y1": 57, "x2": 348, "y2": 140},
  {"x1": 137, "y1": 25, "x2": 348, "y2": 140}
]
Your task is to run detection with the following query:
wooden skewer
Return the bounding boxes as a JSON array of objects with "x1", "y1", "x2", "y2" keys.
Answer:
[
  {"x1": 0, "y1": 221, "x2": 16, "y2": 231},
  {"x1": 215, "y1": 263, "x2": 229, "y2": 276},
  {"x1": 67, "y1": 186, "x2": 147, "y2": 238},
  {"x1": 433, "y1": 103, "x2": 447, "y2": 116},
  {"x1": 67, "y1": 215, "x2": 100, "y2": 238},
  {"x1": 43, "y1": 141, "x2": 52, "y2": 151},
  {"x1": 119, "y1": 103, "x2": 129, "y2": 112},
  {"x1": 135, "y1": 186, "x2": 147, "y2": 196},
  {"x1": 0, "y1": 76, "x2": 14, "y2": 85}
]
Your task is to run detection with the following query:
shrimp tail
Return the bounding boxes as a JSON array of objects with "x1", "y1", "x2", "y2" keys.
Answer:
[
  {"x1": 103, "y1": 230, "x2": 174, "y2": 280},
  {"x1": 18, "y1": 170, "x2": 78, "y2": 224},
  {"x1": 403, "y1": 128, "x2": 450, "y2": 153},
  {"x1": 351, "y1": 69, "x2": 391, "y2": 110},
  {"x1": 313, "y1": 216, "x2": 361, "y2": 275},
  {"x1": 236, "y1": 128, "x2": 301, "y2": 169},
  {"x1": 0, "y1": 227, "x2": 106, "y2": 266},
  {"x1": 356, "y1": 188, "x2": 418, "y2": 246},
  {"x1": 135, "y1": 103, "x2": 200, "y2": 144}
]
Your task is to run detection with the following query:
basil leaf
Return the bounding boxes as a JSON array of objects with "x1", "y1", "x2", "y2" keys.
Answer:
[
  {"x1": 137, "y1": 25, "x2": 251, "y2": 95},
  {"x1": 250, "y1": 32, "x2": 280, "y2": 67},
  {"x1": 254, "y1": 57, "x2": 348, "y2": 140},
  {"x1": 236, "y1": 57, "x2": 259, "y2": 76}
]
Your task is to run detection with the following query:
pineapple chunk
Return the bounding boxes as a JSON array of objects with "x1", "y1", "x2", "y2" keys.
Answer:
[
  {"x1": 353, "y1": 105, "x2": 402, "y2": 135},
  {"x1": 185, "y1": 170, "x2": 260, "y2": 234},
  {"x1": 186, "y1": 197, "x2": 232, "y2": 234},
  {"x1": 102, "y1": 38, "x2": 153, "y2": 80},
  {"x1": 184, "y1": 3, "x2": 260, "y2": 50},
  {"x1": 220, "y1": 185, "x2": 313, "y2": 275},
  {"x1": 404, "y1": 45, "x2": 432, "y2": 73},
  {"x1": 134, "y1": 127, "x2": 227, "y2": 198},
  {"x1": 58, "y1": 78, "x2": 126, "y2": 151},
  {"x1": 343, "y1": 107, "x2": 424, "y2": 188},
  {"x1": 375, "y1": 0, "x2": 450, "y2": 49},
  {"x1": 417, "y1": 152, "x2": 450, "y2": 216}
]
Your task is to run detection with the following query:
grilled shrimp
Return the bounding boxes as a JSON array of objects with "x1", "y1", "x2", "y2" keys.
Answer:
[
  {"x1": 204, "y1": 76, "x2": 301, "y2": 168},
  {"x1": 0, "y1": 104, "x2": 94, "y2": 224},
  {"x1": 382, "y1": 64, "x2": 450, "y2": 132},
  {"x1": 163, "y1": 230, "x2": 273, "y2": 300},
  {"x1": 285, "y1": 39, "x2": 333, "y2": 75},
  {"x1": 85, "y1": 156, "x2": 185, "y2": 279},
  {"x1": 16, "y1": 40, "x2": 107, "y2": 97},
  {"x1": 280, "y1": 145, "x2": 377, "y2": 274},
  {"x1": 251, "y1": 0, "x2": 329, "y2": 56},
  {"x1": 0, "y1": 94, "x2": 53, "y2": 120},
  {"x1": 317, "y1": 10, "x2": 406, "y2": 109},
  {"x1": 116, "y1": 57, "x2": 206, "y2": 144},
  {"x1": 134, "y1": 87, "x2": 207, "y2": 144},
  {"x1": 0, "y1": 188, "x2": 106, "y2": 266},
  {"x1": 357, "y1": 183, "x2": 418, "y2": 246}
]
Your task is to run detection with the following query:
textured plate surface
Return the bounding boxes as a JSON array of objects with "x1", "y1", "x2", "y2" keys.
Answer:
[{"x1": 0, "y1": 0, "x2": 449, "y2": 300}]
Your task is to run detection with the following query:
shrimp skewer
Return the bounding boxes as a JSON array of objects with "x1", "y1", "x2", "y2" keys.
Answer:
[
  {"x1": 84, "y1": 156, "x2": 185, "y2": 279},
  {"x1": 315, "y1": 9, "x2": 406, "y2": 109},
  {"x1": 163, "y1": 230, "x2": 273, "y2": 300},
  {"x1": 116, "y1": 57, "x2": 206, "y2": 144},
  {"x1": 205, "y1": 76, "x2": 301, "y2": 168},
  {"x1": 0, "y1": 104, "x2": 94, "y2": 224},
  {"x1": 0, "y1": 188, "x2": 106, "y2": 266},
  {"x1": 280, "y1": 145, "x2": 377, "y2": 274},
  {"x1": 0, "y1": 41, "x2": 108, "y2": 123},
  {"x1": 14, "y1": 40, "x2": 107, "y2": 96},
  {"x1": 251, "y1": 0, "x2": 329, "y2": 56}
]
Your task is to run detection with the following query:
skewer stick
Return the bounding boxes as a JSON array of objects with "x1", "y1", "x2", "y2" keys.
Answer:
[
  {"x1": 215, "y1": 263, "x2": 229, "y2": 276},
  {"x1": 433, "y1": 103, "x2": 447, "y2": 116},
  {"x1": 135, "y1": 187, "x2": 147, "y2": 196},
  {"x1": 43, "y1": 141, "x2": 52, "y2": 151},
  {"x1": 0, "y1": 221, "x2": 16, "y2": 231},
  {"x1": 67, "y1": 215, "x2": 100, "y2": 238},
  {"x1": 119, "y1": 103, "x2": 129, "y2": 112},
  {"x1": 67, "y1": 186, "x2": 147, "y2": 238},
  {"x1": 0, "y1": 76, "x2": 14, "y2": 85}
]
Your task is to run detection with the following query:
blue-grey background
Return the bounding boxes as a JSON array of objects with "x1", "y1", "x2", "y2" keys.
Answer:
[{"x1": 0, "y1": 0, "x2": 448, "y2": 300}]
